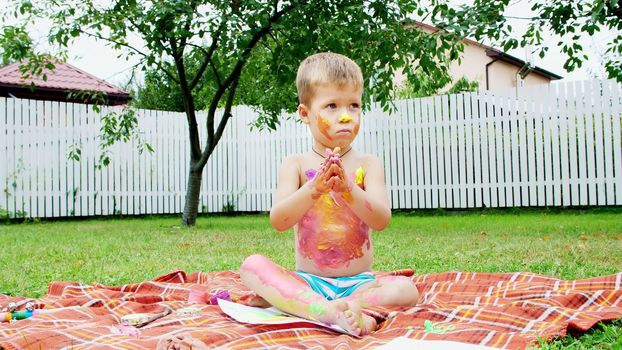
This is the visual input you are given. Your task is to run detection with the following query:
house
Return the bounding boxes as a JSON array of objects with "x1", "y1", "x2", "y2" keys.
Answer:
[
  {"x1": 0, "y1": 59, "x2": 131, "y2": 105},
  {"x1": 397, "y1": 22, "x2": 563, "y2": 92}
]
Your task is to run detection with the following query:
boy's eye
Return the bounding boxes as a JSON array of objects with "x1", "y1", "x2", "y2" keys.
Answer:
[
  {"x1": 327, "y1": 103, "x2": 337, "y2": 109},
  {"x1": 350, "y1": 103, "x2": 360, "y2": 109}
]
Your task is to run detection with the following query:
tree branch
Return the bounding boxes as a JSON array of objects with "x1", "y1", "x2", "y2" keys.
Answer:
[
  {"x1": 189, "y1": 20, "x2": 226, "y2": 91},
  {"x1": 197, "y1": 2, "x2": 300, "y2": 169},
  {"x1": 82, "y1": 31, "x2": 179, "y2": 84},
  {"x1": 605, "y1": 1, "x2": 622, "y2": 21},
  {"x1": 171, "y1": 37, "x2": 202, "y2": 160},
  {"x1": 207, "y1": 75, "x2": 240, "y2": 160},
  {"x1": 209, "y1": 59, "x2": 223, "y2": 88}
]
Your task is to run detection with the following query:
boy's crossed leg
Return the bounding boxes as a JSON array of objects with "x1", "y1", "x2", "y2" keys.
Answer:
[
  {"x1": 239, "y1": 254, "x2": 376, "y2": 336},
  {"x1": 345, "y1": 274, "x2": 420, "y2": 309}
]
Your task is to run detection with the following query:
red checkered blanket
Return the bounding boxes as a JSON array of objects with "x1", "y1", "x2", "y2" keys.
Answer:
[{"x1": 1, "y1": 269, "x2": 621, "y2": 349}]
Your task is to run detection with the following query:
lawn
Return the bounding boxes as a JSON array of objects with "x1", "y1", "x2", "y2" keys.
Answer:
[{"x1": 1, "y1": 208, "x2": 621, "y2": 348}]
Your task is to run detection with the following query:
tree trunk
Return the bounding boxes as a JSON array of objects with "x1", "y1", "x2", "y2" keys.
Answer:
[{"x1": 181, "y1": 165, "x2": 204, "y2": 226}]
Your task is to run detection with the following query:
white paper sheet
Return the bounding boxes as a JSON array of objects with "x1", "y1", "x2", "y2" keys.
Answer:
[{"x1": 217, "y1": 298, "x2": 358, "y2": 336}]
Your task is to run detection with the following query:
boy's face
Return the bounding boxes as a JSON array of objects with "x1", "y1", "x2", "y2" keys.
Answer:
[{"x1": 298, "y1": 83, "x2": 363, "y2": 150}]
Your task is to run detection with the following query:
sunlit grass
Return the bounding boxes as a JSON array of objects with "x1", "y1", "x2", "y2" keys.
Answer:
[{"x1": 1, "y1": 208, "x2": 620, "y2": 348}]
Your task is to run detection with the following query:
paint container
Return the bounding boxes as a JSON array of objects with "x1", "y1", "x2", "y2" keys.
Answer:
[
  {"x1": 120, "y1": 313, "x2": 156, "y2": 327},
  {"x1": 175, "y1": 307, "x2": 201, "y2": 316}
]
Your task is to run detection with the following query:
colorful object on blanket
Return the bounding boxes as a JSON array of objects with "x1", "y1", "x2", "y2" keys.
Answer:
[
  {"x1": 120, "y1": 313, "x2": 152, "y2": 327},
  {"x1": 2, "y1": 302, "x2": 17, "y2": 312},
  {"x1": 111, "y1": 324, "x2": 142, "y2": 337},
  {"x1": 175, "y1": 307, "x2": 201, "y2": 316},
  {"x1": 0, "y1": 301, "x2": 39, "y2": 322},
  {"x1": 424, "y1": 320, "x2": 456, "y2": 334},
  {"x1": 120, "y1": 310, "x2": 170, "y2": 328},
  {"x1": 188, "y1": 288, "x2": 237, "y2": 304},
  {"x1": 1, "y1": 310, "x2": 36, "y2": 322},
  {"x1": 210, "y1": 290, "x2": 233, "y2": 305}
]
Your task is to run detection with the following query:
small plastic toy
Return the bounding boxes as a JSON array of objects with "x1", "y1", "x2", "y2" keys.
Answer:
[
  {"x1": 120, "y1": 313, "x2": 161, "y2": 327},
  {"x1": 1, "y1": 310, "x2": 38, "y2": 322},
  {"x1": 175, "y1": 306, "x2": 201, "y2": 316},
  {"x1": 0, "y1": 301, "x2": 39, "y2": 322},
  {"x1": 209, "y1": 290, "x2": 232, "y2": 305}
]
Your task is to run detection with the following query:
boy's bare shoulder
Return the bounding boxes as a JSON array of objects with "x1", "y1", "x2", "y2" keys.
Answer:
[
  {"x1": 279, "y1": 154, "x2": 305, "y2": 174},
  {"x1": 357, "y1": 152, "x2": 383, "y2": 168},
  {"x1": 280, "y1": 154, "x2": 300, "y2": 167}
]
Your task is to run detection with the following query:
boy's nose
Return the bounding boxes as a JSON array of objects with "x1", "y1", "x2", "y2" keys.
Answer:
[{"x1": 338, "y1": 114, "x2": 353, "y2": 123}]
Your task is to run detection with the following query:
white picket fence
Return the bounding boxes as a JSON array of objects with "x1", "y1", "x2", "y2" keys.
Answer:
[{"x1": 1, "y1": 79, "x2": 621, "y2": 218}]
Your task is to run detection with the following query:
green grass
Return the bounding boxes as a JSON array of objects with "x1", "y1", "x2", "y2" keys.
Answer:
[{"x1": 1, "y1": 209, "x2": 621, "y2": 348}]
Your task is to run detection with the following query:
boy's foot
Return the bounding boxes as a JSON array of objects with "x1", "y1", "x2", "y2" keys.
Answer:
[
  {"x1": 247, "y1": 294, "x2": 271, "y2": 308},
  {"x1": 156, "y1": 334, "x2": 208, "y2": 350},
  {"x1": 331, "y1": 300, "x2": 377, "y2": 336}
]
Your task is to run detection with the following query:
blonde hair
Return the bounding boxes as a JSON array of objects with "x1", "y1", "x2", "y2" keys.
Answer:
[{"x1": 296, "y1": 52, "x2": 363, "y2": 105}]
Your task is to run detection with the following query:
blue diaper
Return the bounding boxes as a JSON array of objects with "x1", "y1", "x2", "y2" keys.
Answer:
[{"x1": 296, "y1": 271, "x2": 375, "y2": 300}]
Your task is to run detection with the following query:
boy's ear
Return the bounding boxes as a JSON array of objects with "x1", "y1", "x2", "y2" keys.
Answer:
[{"x1": 298, "y1": 104, "x2": 310, "y2": 124}]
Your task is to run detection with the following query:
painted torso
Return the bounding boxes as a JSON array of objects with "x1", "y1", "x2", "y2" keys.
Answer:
[{"x1": 295, "y1": 166, "x2": 373, "y2": 277}]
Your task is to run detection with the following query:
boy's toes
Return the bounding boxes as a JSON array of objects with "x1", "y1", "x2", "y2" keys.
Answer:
[
  {"x1": 334, "y1": 311, "x2": 360, "y2": 336},
  {"x1": 333, "y1": 300, "x2": 348, "y2": 312},
  {"x1": 359, "y1": 314, "x2": 377, "y2": 336}
]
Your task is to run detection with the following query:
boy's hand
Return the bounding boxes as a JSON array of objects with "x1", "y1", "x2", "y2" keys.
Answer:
[
  {"x1": 311, "y1": 167, "x2": 332, "y2": 197},
  {"x1": 328, "y1": 169, "x2": 352, "y2": 193},
  {"x1": 310, "y1": 148, "x2": 339, "y2": 197},
  {"x1": 322, "y1": 147, "x2": 352, "y2": 194}
]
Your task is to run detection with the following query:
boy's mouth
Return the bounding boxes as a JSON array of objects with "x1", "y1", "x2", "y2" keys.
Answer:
[{"x1": 336, "y1": 128, "x2": 352, "y2": 134}]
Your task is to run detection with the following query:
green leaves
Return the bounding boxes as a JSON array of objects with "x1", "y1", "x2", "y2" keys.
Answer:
[
  {"x1": 0, "y1": 26, "x2": 32, "y2": 64},
  {"x1": 433, "y1": 0, "x2": 621, "y2": 82},
  {"x1": 96, "y1": 106, "x2": 152, "y2": 169},
  {"x1": 3, "y1": 0, "x2": 620, "y2": 225}
]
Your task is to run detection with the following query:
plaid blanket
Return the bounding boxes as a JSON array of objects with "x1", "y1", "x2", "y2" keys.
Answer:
[{"x1": 1, "y1": 269, "x2": 621, "y2": 349}]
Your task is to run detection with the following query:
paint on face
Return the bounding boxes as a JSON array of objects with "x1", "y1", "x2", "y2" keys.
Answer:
[
  {"x1": 364, "y1": 200, "x2": 373, "y2": 212},
  {"x1": 339, "y1": 114, "x2": 353, "y2": 123},
  {"x1": 297, "y1": 168, "x2": 370, "y2": 270},
  {"x1": 283, "y1": 216, "x2": 290, "y2": 223},
  {"x1": 318, "y1": 116, "x2": 332, "y2": 140}
]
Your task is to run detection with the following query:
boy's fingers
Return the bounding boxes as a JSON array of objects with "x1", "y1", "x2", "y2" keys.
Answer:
[
  {"x1": 325, "y1": 178, "x2": 334, "y2": 189},
  {"x1": 329, "y1": 164, "x2": 347, "y2": 181},
  {"x1": 329, "y1": 163, "x2": 341, "y2": 172},
  {"x1": 327, "y1": 175, "x2": 340, "y2": 188},
  {"x1": 327, "y1": 165, "x2": 343, "y2": 178}
]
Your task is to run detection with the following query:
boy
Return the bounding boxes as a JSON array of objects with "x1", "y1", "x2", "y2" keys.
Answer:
[{"x1": 240, "y1": 52, "x2": 419, "y2": 336}]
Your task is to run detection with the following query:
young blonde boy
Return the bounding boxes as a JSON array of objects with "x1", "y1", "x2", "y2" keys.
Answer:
[{"x1": 240, "y1": 52, "x2": 419, "y2": 336}]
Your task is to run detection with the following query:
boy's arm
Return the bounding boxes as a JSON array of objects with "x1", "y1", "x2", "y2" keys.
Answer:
[
  {"x1": 337, "y1": 155, "x2": 391, "y2": 231},
  {"x1": 269, "y1": 155, "x2": 317, "y2": 231}
]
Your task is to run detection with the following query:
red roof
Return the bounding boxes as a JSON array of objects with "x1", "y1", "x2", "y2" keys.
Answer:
[{"x1": 0, "y1": 59, "x2": 130, "y2": 105}]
